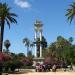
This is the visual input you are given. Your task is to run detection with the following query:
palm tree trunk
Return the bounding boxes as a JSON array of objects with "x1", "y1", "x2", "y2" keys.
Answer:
[
  {"x1": 0, "y1": 19, "x2": 4, "y2": 52},
  {"x1": 6, "y1": 48, "x2": 9, "y2": 54},
  {"x1": 27, "y1": 46, "x2": 29, "y2": 56}
]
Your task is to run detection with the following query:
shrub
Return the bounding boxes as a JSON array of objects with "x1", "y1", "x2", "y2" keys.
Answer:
[
  {"x1": 9, "y1": 59, "x2": 23, "y2": 71},
  {"x1": 23, "y1": 57, "x2": 33, "y2": 66}
]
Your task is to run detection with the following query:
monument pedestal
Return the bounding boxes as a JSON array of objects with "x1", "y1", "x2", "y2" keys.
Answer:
[{"x1": 33, "y1": 57, "x2": 44, "y2": 66}]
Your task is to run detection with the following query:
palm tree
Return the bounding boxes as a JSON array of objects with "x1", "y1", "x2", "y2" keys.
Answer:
[
  {"x1": 0, "y1": 3, "x2": 17, "y2": 52},
  {"x1": 23, "y1": 38, "x2": 30, "y2": 56},
  {"x1": 4, "y1": 40, "x2": 11, "y2": 53},
  {"x1": 66, "y1": 2, "x2": 75, "y2": 23},
  {"x1": 30, "y1": 42, "x2": 34, "y2": 51}
]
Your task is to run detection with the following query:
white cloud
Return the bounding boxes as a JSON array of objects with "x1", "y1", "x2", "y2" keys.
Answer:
[{"x1": 15, "y1": 0, "x2": 31, "y2": 8}]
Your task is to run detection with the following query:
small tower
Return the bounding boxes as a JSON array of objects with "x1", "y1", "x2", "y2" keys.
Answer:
[{"x1": 34, "y1": 20, "x2": 43, "y2": 58}]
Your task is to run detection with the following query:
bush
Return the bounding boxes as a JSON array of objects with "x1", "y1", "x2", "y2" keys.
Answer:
[
  {"x1": 10, "y1": 59, "x2": 23, "y2": 71},
  {"x1": 23, "y1": 57, "x2": 33, "y2": 66},
  {"x1": 2, "y1": 61, "x2": 12, "y2": 72},
  {"x1": 22, "y1": 65, "x2": 34, "y2": 69}
]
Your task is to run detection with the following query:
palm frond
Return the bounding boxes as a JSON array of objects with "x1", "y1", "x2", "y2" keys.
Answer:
[
  {"x1": 67, "y1": 15, "x2": 74, "y2": 23},
  {"x1": 0, "y1": 2, "x2": 17, "y2": 27},
  {"x1": 10, "y1": 17, "x2": 17, "y2": 23},
  {"x1": 7, "y1": 16, "x2": 17, "y2": 24},
  {"x1": 5, "y1": 18, "x2": 10, "y2": 29},
  {"x1": 65, "y1": 11, "x2": 72, "y2": 16},
  {"x1": 66, "y1": 9, "x2": 72, "y2": 11},
  {"x1": 70, "y1": 15, "x2": 74, "y2": 23},
  {"x1": 8, "y1": 13, "x2": 17, "y2": 17},
  {"x1": 66, "y1": 2, "x2": 75, "y2": 23}
]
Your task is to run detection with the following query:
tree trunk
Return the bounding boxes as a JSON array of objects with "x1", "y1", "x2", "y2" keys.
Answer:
[
  {"x1": 0, "y1": 19, "x2": 5, "y2": 52},
  {"x1": 27, "y1": 46, "x2": 29, "y2": 56},
  {"x1": 6, "y1": 48, "x2": 9, "y2": 54}
]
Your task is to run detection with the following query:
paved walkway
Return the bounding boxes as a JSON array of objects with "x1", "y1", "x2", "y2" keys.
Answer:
[{"x1": 9, "y1": 72, "x2": 75, "y2": 75}]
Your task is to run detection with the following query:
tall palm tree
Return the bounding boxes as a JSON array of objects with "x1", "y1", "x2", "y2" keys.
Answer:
[
  {"x1": 23, "y1": 38, "x2": 30, "y2": 56},
  {"x1": 66, "y1": 2, "x2": 75, "y2": 23},
  {"x1": 4, "y1": 39, "x2": 11, "y2": 53},
  {"x1": 0, "y1": 3, "x2": 17, "y2": 52}
]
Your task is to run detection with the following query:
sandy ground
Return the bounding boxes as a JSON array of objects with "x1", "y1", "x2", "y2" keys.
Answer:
[
  {"x1": 8, "y1": 72, "x2": 75, "y2": 75},
  {"x1": 2, "y1": 69, "x2": 75, "y2": 75}
]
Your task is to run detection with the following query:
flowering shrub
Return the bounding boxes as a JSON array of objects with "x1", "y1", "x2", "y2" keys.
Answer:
[
  {"x1": 0, "y1": 52, "x2": 12, "y2": 72},
  {"x1": 0, "y1": 52, "x2": 12, "y2": 62},
  {"x1": 0, "y1": 52, "x2": 33, "y2": 71},
  {"x1": 44, "y1": 53, "x2": 58, "y2": 65},
  {"x1": 0, "y1": 52, "x2": 23, "y2": 71},
  {"x1": 0, "y1": 52, "x2": 5, "y2": 62}
]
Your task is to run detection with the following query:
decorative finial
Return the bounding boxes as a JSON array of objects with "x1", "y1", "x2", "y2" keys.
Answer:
[{"x1": 34, "y1": 20, "x2": 43, "y2": 32}]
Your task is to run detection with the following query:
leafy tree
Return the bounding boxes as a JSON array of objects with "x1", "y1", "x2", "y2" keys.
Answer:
[
  {"x1": 0, "y1": 3, "x2": 17, "y2": 52},
  {"x1": 48, "y1": 42, "x2": 56, "y2": 53},
  {"x1": 42, "y1": 48, "x2": 48, "y2": 57},
  {"x1": 56, "y1": 36, "x2": 71, "y2": 48},
  {"x1": 27, "y1": 50, "x2": 34, "y2": 58},
  {"x1": 68, "y1": 37, "x2": 73, "y2": 44},
  {"x1": 61, "y1": 46, "x2": 75, "y2": 65},
  {"x1": 11, "y1": 52, "x2": 17, "y2": 60},
  {"x1": 48, "y1": 36, "x2": 75, "y2": 65},
  {"x1": 17, "y1": 53, "x2": 25, "y2": 57},
  {"x1": 65, "y1": 2, "x2": 75, "y2": 23},
  {"x1": 16, "y1": 53, "x2": 25, "y2": 62},
  {"x1": 41, "y1": 36, "x2": 47, "y2": 49}
]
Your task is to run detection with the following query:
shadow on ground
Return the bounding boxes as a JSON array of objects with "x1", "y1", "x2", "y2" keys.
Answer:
[{"x1": 3, "y1": 69, "x2": 34, "y2": 75}]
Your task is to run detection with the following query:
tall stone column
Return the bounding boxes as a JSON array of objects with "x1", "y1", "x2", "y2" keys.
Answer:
[
  {"x1": 40, "y1": 30, "x2": 42, "y2": 57},
  {"x1": 34, "y1": 30, "x2": 37, "y2": 57},
  {"x1": 34, "y1": 20, "x2": 43, "y2": 58}
]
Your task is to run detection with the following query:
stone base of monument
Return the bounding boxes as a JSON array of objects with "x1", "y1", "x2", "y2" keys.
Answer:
[{"x1": 33, "y1": 57, "x2": 44, "y2": 66}]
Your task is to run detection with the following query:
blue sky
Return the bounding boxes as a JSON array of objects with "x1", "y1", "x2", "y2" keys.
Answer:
[{"x1": 1, "y1": 0, "x2": 75, "y2": 55}]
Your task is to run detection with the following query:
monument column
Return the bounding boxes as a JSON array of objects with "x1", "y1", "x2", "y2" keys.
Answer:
[
  {"x1": 34, "y1": 20, "x2": 43, "y2": 58},
  {"x1": 34, "y1": 30, "x2": 37, "y2": 57},
  {"x1": 40, "y1": 30, "x2": 42, "y2": 57}
]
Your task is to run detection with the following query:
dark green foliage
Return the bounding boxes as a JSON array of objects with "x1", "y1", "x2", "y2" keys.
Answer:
[
  {"x1": 10, "y1": 60, "x2": 23, "y2": 71},
  {"x1": 66, "y1": 2, "x2": 75, "y2": 23},
  {"x1": 48, "y1": 36, "x2": 75, "y2": 65},
  {"x1": 36, "y1": 36, "x2": 47, "y2": 49},
  {"x1": 68, "y1": 37, "x2": 73, "y2": 43},
  {"x1": 17, "y1": 53, "x2": 25, "y2": 57},
  {"x1": 27, "y1": 51, "x2": 34, "y2": 58},
  {"x1": 2, "y1": 61, "x2": 12, "y2": 72}
]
